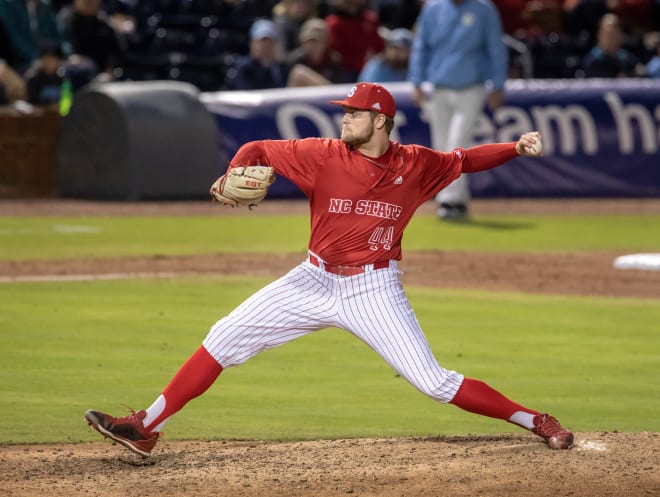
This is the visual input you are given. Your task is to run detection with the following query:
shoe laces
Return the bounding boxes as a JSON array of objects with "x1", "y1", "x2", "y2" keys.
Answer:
[
  {"x1": 118, "y1": 404, "x2": 162, "y2": 438},
  {"x1": 106, "y1": 404, "x2": 145, "y2": 425},
  {"x1": 536, "y1": 415, "x2": 567, "y2": 436}
]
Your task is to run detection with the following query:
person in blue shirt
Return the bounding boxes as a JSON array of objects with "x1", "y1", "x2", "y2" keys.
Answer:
[
  {"x1": 408, "y1": 0, "x2": 508, "y2": 221},
  {"x1": 357, "y1": 27, "x2": 413, "y2": 83}
]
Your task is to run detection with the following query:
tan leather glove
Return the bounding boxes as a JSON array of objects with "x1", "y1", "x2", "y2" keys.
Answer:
[{"x1": 210, "y1": 166, "x2": 276, "y2": 208}]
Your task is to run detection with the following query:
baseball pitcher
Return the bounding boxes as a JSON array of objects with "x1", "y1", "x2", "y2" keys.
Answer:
[{"x1": 85, "y1": 83, "x2": 571, "y2": 457}]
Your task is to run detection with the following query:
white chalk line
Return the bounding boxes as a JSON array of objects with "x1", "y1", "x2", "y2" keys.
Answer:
[
  {"x1": 52, "y1": 224, "x2": 102, "y2": 234},
  {"x1": 0, "y1": 224, "x2": 103, "y2": 236},
  {"x1": 0, "y1": 272, "x2": 181, "y2": 283},
  {"x1": 487, "y1": 439, "x2": 607, "y2": 452},
  {"x1": 575, "y1": 440, "x2": 607, "y2": 452}
]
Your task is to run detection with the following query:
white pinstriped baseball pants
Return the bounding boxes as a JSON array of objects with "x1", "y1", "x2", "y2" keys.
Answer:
[{"x1": 202, "y1": 258, "x2": 464, "y2": 403}]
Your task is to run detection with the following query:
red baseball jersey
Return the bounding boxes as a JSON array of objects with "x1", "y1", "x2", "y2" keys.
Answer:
[{"x1": 230, "y1": 138, "x2": 517, "y2": 266}]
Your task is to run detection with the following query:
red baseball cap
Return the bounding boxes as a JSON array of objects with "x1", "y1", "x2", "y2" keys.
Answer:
[{"x1": 329, "y1": 83, "x2": 396, "y2": 117}]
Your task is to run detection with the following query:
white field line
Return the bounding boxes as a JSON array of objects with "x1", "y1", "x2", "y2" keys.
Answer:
[
  {"x1": 0, "y1": 272, "x2": 182, "y2": 283},
  {"x1": 575, "y1": 440, "x2": 607, "y2": 452},
  {"x1": 0, "y1": 224, "x2": 102, "y2": 236},
  {"x1": 51, "y1": 224, "x2": 102, "y2": 234}
]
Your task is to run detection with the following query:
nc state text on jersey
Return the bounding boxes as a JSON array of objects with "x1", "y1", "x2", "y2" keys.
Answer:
[{"x1": 328, "y1": 198, "x2": 403, "y2": 220}]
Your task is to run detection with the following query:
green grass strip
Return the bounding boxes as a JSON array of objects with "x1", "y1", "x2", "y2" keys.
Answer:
[
  {"x1": 0, "y1": 214, "x2": 659, "y2": 260},
  {"x1": 1, "y1": 277, "x2": 657, "y2": 444}
]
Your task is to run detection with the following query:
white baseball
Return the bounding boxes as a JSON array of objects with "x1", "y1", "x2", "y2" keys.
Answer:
[{"x1": 528, "y1": 140, "x2": 542, "y2": 155}]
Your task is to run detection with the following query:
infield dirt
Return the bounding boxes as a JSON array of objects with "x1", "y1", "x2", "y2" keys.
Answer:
[
  {"x1": 1, "y1": 198, "x2": 659, "y2": 496},
  {"x1": 1, "y1": 433, "x2": 658, "y2": 497}
]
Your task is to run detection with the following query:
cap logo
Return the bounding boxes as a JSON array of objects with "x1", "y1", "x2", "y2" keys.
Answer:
[
  {"x1": 347, "y1": 86, "x2": 357, "y2": 97},
  {"x1": 372, "y1": 102, "x2": 381, "y2": 111}
]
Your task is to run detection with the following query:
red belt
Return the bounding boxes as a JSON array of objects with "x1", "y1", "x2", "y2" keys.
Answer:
[{"x1": 308, "y1": 254, "x2": 390, "y2": 277}]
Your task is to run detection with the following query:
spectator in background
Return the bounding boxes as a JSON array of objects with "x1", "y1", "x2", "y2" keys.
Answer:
[
  {"x1": 24, "y1": 41, "x2": 64, "y2": 107},
  {"x1": 326, "y1": 0, "x2": 384, "y2": 81},
  {"x1": 492, "y1": 0, "x2": 532, "y2": 36},
  {"x1": 519, "y1": 0, "x2": 584, "y2": 78},
  {"x1": 286, "y1": 17, "x2": 353, "y2": 86},
  {"x1": 0, "y1": 17, "x2": 27, "y2": 105},
  {"x1": 0, "y1": 0, "x2": 64, "y2": 75},
  {"x1": 408, "y1": 0, "x2": 508, "y2": 221},
  {"x1": 564, "y1": 0, "x2": 653, "y2": 61},
  {"x1": 56, "y1": 0, "x2": 122, "y2": 81},
  {"x1": 647, "y1": 50, "x2": 660, "y2": 77},
  {"x1": 272, "y1": 0, "x2": 317, "y2": 53},
  {"x1": 226, "y1": 18, "x2": 289, "y2": 90},
  {"x1": 579, "y1": 13, "x2": 640, "y2": 78},
  {"x1": 645, "y1": 33, "x2": 660, "y2": 77},
  {"x1": 0, "y1": 17, "x2": 15, "y2": 65},
  {"x1": 357, "y1": 27, "x2": 412, "y2": 82},
  {"x1": 0, "y1": 57, "x2": 27, "y2": 104}
]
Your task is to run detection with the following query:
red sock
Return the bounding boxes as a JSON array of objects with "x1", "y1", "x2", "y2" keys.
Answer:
[
  {"x1": 144, "y1": 345, "x2": 223, "y2": 432},
  {"x1": 450, "y1": 377, "x2": 539, "y2": 421}
]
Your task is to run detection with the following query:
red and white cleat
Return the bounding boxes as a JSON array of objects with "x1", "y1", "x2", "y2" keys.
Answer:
[
  {"x1": 532, "y1": 414, "x2": 574, "y2": 449},
  {"x1": 84, "y1": 408, "x2": 160, "y2": 457}
]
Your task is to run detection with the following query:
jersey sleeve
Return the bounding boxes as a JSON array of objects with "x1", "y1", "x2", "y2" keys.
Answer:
[
  {"x1": 461, "y1": 142, "x2": 518, "y2": 172},
  {"x1": 416, "y1": 146, "x2": 464, "y2": 200},
  {"x1": 416, "y1": 142, "x2": 519, "y2": 199},
  {"x1": 229, "y1": 138, "x2": 329, "y2": 196}
]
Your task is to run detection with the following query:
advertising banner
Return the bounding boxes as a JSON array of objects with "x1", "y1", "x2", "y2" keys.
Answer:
[{"x1": 201, "y1": 80, "x2": 660, "y2": 198}]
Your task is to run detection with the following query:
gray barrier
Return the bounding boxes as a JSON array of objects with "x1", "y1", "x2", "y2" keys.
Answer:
[{"x1": 57, "y1": 81, "x2": 221, "y2": 200}]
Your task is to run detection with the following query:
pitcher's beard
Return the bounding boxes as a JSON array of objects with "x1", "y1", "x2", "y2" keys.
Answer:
[{"x1": 341, "y1": 124, "x2": 374, "y2": 148}]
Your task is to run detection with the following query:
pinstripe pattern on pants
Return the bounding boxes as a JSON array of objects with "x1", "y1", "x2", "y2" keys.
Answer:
[{"x1": 202, "y1": 259, "x2": 464, "y2": 403}]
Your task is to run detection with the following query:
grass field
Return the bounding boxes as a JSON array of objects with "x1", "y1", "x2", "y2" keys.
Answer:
[
  {"x1": 1, "y1": 212, "x2": 659, "y2": 445},
  {"x1": 1, "y1": 214, "x2": 660, "y2": 260}
]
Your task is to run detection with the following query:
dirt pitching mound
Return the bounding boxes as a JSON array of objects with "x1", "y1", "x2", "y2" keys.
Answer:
[{"x1": 1, "y1": 433, "x2": 658, "y2": 497}]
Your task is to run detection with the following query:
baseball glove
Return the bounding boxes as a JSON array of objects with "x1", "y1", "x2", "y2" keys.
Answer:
[{"x1": 210, "y1": 166, "x2": 275, "y2": 208}]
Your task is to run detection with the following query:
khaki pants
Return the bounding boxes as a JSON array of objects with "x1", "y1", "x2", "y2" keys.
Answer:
[{"x1": 425, "y1": 85, "x2": 486, "y2": 205}]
